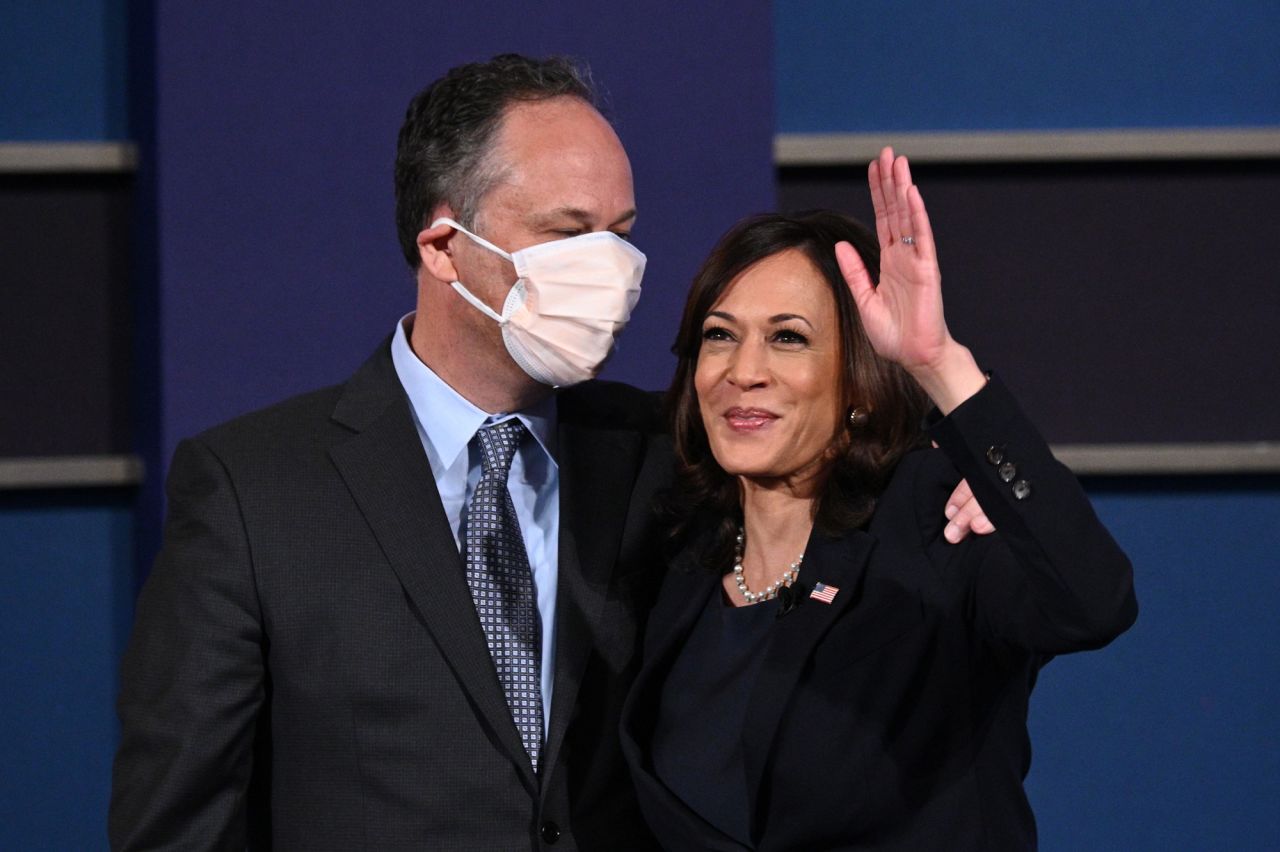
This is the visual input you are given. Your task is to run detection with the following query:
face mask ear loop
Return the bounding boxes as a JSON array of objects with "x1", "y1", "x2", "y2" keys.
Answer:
[
  {"x1": 430, "y1": 217, "x2": 516, "y2": 325},
  {"x1": 450, "y1": 281, "x2": 508, "y2": 324},
  {"x1": 429, "y1": 217, "x2": 513, "y2": 261}
]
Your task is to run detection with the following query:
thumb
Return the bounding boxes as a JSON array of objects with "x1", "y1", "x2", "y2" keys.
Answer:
[{"x1": 835, "y1": 241, "x2": 875, "y2": 312}]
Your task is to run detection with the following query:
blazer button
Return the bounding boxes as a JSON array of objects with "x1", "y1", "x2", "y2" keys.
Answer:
[
  {"x1": 541, "y1": 821, "x2": 561, "y2": 844},
  {"x1": 986, "y1": 445, "x2": 1005, "y2": 465},
  {"x1": 998, "y1": 461, "x2": 1017, "y2": 483},
  {"x1": 1012, "y1": 479, "x2": 1032, "y2": 500}
]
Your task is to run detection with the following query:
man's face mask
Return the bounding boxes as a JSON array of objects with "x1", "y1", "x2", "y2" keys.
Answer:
[{"x1": 432, "y1": 217, "x2": 646, "y2": 388}]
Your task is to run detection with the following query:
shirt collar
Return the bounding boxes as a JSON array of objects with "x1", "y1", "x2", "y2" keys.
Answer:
[{"x1": 390, "y1": 313, "x2": 558, "y2": 471}]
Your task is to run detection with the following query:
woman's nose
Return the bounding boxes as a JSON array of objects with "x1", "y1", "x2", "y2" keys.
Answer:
[{"x1": 727, "y1": 341, "x2": 769, "y2": 388}]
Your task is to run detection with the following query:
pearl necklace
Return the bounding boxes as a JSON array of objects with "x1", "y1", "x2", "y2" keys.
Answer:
[{"x1": 732, "y1": 526, "x2": 804, "y2": 603}]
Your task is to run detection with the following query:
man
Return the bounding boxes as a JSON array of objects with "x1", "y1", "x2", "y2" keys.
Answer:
[
  {"x1": 111, "y1": 53, "x2": 992, "y2": 850},
  {"x1": 111, "y1": 54, "x2": 668, "y2": 850}
]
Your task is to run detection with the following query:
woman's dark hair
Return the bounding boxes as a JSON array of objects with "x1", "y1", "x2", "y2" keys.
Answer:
[{"x1": 663, "y1": 210, "x2": 929, "y2": 571}]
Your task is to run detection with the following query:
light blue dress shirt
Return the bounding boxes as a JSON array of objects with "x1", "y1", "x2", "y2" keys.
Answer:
[{"x1": 390, "y1": 314, "x2": 559, "y2": 733}]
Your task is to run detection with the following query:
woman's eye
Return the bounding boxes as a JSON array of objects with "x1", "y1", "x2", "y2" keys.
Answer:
[
  {"x1": 773, "y1": 329, "x2": 809, "y2": 345},
  {"x1": 701, "y1": 326, "x2": 733, "y2": 342}
]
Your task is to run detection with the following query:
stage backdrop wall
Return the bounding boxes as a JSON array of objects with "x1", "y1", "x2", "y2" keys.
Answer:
[{"x1": 6, "y1": 2, "x2": 1277, "y2": 848}]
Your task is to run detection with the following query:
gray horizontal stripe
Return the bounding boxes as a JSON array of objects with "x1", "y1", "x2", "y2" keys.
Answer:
[
  {"x1": 0, "y1": 455, "x2": 145, "y2": 489},
  {"x1": 0, "y1": 142, "x2": 138, "y2": 173},
  {"x1": 1053, "y1": 443, "x2": 1280, "y2": 475},
  {"x1": 776, "y1": 128, "x2": 1280, "y2": 165}
]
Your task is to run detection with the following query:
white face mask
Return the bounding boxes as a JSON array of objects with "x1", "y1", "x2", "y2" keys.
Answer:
[{"x1": 431, "y1": 217, "x2": 646, "y2": 387}]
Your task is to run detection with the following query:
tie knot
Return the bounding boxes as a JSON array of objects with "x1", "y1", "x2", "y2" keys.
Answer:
[{"x1": 475, "y1": 419, "x2": 527, "y2": 476}]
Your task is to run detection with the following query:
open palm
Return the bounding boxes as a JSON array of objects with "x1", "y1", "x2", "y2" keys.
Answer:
[{"x1": 835, "y1": 147, "x2": 952, "y2": 373}]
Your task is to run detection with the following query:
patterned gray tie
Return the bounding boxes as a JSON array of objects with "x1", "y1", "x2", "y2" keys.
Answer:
[{"x1": 464, "y1": 419, "x2": 544, "y2": 772}]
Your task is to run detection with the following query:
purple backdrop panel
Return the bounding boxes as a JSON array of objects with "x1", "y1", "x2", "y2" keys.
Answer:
[{"x1": 153, "y1": 2, "x2": 774, "y2": 464}]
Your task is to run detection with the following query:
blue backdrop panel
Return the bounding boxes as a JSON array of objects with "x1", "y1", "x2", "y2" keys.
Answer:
[
  {"x1": 0, "y1": 495, "x2": 134, "y2": 850},
  {"x1": 776, "y1": 0, "x2": 1280, "y2": 132},
  {"x1": 0, "y1": 0, "x2": 128, "y2": 140},
  {"x1": 1027, "y1": 480, "x2": 1280, "y2": 850},
  {"x1": 151, "y1": 1, "x2": 775, "y2": 468}
]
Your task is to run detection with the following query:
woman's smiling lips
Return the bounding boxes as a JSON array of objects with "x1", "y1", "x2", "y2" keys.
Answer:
[{"x1": 723, "y1": 407, "x2": 779, "y2": 431}]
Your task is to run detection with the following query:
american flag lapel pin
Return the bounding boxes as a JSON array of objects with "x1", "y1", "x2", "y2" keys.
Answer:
[{"x1": 809, "y1": 582, "x2": 839, "y2": 604}]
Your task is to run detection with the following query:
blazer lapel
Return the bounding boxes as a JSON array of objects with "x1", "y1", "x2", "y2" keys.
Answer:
[
  {"x1": 616, "y1": 545, "x2": 719, "y2": 804},
  {"x1": 326, "y1": 343, "x2": 535, "y2": 790},
  {"x1": 741, "y1": 529, "x2": 881, "y2": 814},
  {"x1": 541, "y1": 414, "x2": 643, "y2": 776},
  {"x1": 619, "y1": 544, "x2": 748, "y2": 850}
]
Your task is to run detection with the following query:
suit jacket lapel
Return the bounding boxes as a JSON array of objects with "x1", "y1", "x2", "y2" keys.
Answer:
[
  {"x1": 641, "y1": 543, "x2": 721, "y2": 668},
  {"x1": 542, "y1": 413, "x2": 644, "y2": 776},
  {"x1": 326, "y1": 343, "x2": 536, "y2": 791}
]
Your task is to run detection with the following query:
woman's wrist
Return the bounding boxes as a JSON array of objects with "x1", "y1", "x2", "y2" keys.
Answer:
[{"x1": 908, "y1": 340, "x2": 987, "y2": 416}]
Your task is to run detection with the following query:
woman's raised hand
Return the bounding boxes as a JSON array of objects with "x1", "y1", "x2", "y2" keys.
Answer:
[
  {"x1": 835, "y1": 147, "x2": 948, "y2": 372},
  {"x1": 835, "y1": 147, "x2": 986, "y2": 414}
]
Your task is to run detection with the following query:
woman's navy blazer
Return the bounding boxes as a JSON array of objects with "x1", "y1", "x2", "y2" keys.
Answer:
[{"x1": 621, "y1": 377, "x2": 1137, "y2": 851}]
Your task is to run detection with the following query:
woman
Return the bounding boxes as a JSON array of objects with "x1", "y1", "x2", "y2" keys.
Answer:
[{"x1": 619, "y1": 148, "x2": 1137, "y2": 850}]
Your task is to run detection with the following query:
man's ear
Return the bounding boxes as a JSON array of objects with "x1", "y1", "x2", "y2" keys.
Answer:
[{"x1": 417, "y1": 208, "x2": 459, "y2": 283}]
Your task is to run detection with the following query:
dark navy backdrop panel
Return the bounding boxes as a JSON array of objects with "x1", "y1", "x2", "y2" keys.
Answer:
[
  {"x1": 152, "y1": 1, "x2": 775, "y2": 468},
  {"x1": 1027, "y1": 480, "x2": 1280, "y2": 849},
  {"x1": 776, "y1": 0, "x2": 1280, "y2": 132},
  {"x1": 0, "y1": 492, "x2": 135, "y2": 850},
  {"x1": 0, "y1": 0, "x2": 129, "y2": 139},
  {"x1": 0, "y1": 174, "x2": 133, "y2": 455}
]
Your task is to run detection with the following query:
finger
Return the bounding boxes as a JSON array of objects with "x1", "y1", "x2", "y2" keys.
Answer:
[
  {"x1": 867, "y1": 159, "x2": 892, "y2": 247},
  {"x1": 835, "y1": 240, "x2": 875, "y2": 312},
  {"x1": 944, "y1": 480, "x2": 997, "y2": 543},
  {"x1": 952, "y1": 497, "x2": 993, "y2": 533},
  {"x1": 945, "y1": 504, "x2": 994, "y2": 543},
  {"x1": 943, "y1": 478, "x2": 974, "y2": 519},
  {"x1": 946, "y1": 500, "x2": 986, "y2": 542},
  {"x1": 877, "y1": 147, "x2": 899, "y2": 243},
  {"x1": 893, "y1": 155, "x2": 915, "y2": 244},
  {"x1": 907, "y1": 184, "x2": 938, "y2": 263}
]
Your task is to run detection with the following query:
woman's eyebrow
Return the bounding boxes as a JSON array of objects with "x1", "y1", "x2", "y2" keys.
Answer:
[
  {"x1": 704, "y1": 311, "x2": 815, "y2": 329},
  {"x1": 770, "y1": 313, "x2": 814, "y2": 329}
]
